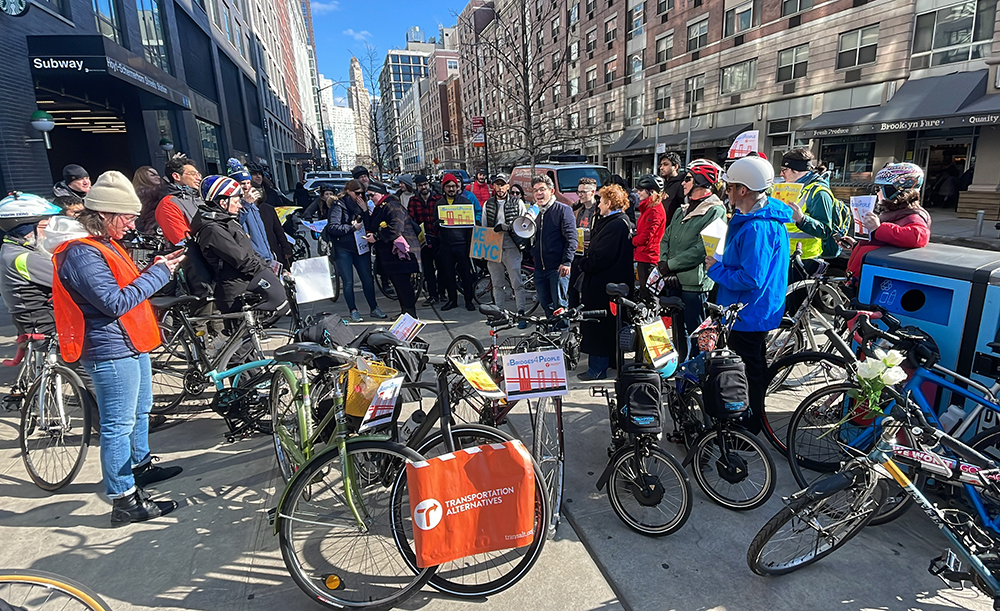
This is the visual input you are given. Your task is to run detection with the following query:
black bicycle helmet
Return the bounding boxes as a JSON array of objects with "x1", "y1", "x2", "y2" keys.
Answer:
[{"x1": 636, "y1": 174, "x2": 664, "y2": 192}]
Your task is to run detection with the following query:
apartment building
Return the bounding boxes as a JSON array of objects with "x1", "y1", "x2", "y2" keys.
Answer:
[{"x1": 457, "y1": 0, "x2": 1000, "y2": 216}]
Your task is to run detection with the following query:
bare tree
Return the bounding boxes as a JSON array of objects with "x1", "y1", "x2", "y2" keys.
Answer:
[
  {"x1": 351, "y1": 42, "x2": 389, "y2": 175},
  {"x1": 456, "y1": 0, "x2": 578, "y2": 175}
]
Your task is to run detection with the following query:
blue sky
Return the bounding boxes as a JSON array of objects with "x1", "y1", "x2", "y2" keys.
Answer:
[{"x1": 310, "y1": 0, "x2": 468, "y2": 103}]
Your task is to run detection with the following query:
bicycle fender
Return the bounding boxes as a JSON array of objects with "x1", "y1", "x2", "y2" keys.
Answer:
[
  {"x1": 596, "y1": 445, "x2": 634, "y2": 491},
  {"x1": 800, "y1": 471, "x2": 856, "y2": 502}
]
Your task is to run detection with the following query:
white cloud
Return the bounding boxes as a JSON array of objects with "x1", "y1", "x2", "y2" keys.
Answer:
[
  {"x1": 311, "y1": 1, "x2": 339, "y2": 14},
  {"x1": 343, "y1": 29, "x2": 371, "y2": 41}
]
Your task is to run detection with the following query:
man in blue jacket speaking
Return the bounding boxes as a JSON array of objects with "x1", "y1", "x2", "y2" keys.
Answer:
[
  {"x1": 707, "y1": 156, "x2": 792, "y2": 434},
  {"x1": 530, "y1": 175, "x2": 577, "y2": 318}
]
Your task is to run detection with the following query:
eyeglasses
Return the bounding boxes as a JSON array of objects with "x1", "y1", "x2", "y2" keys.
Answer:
[
  {"x1": 682, "y1": 176, "x2": 694, "y2": 183},
  {"x1": 118, "y1": 213, "x2": 138, "y2": 223}
]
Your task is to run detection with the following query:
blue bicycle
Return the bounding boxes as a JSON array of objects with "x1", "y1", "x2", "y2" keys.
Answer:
[{"x1": 786, "y1": 309, "x2": 1000, "y2": 533}]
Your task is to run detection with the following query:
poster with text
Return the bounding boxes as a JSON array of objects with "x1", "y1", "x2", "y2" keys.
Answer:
[
  {"x1": 502, "y1": 350, "x2": 568, "y2": 400},
  {"x1": 359, "y1": 375, "x2": 405, "y2": 432},
  {"x1": 389, "y1": 313, "x2": 426, "y2": 342},
  {"x1": 469, "y1": 226, "x2": 504, "y2": 262},
  {"x1": 700, "y1": 217, "x2": 728, "y2": 258},
  {"x1": 439, "y1": 204, "x2": 475, "y2": 227},
  {"x1": 771, "y1": 183, "x2": 804, "y2": 206},
  {"x1": 355, "y1": 228, "x2": 370, "y2": 255},
  {"x1": 449, "y1": 356, "x2": 506, "y2": 400},
  {"x1": 850, "y1": 195, "x2": 877, "y2": 238},
  {"x1": 727, "y1": 130, "x2": 759, "y2": 159},
  {"x1": 641, "y1": 319, "x2": 678, "y2": 370}
]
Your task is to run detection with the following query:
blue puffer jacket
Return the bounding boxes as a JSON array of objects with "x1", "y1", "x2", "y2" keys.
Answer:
[
  {"x1": 55, "y1": 239, "x2": 171, "y2": 361},
  {"x1": 708, "y1": 197, "x2": 792, "y2": 332}
]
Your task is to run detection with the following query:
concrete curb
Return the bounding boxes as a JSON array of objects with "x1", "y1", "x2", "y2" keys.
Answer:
[
  {"x1": 931, "y1": 235, "x2": 1000, "y2": 251},
  {"x1": 563, "y1": 503, "x2": 635, "y2": 611}
]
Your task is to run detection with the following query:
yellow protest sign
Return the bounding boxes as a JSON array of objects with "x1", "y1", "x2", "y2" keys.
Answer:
[
  {"x1": 700, "y1": 217, "x2": 728, "y2": 259},
  {"x1": 439, "y1": 204, "x2": 475, "y2": 227},
  {"x1": 449, "y1": 356, "x2": 506, "y2": 399},
  {"x1": 771, "y1": 183, "x2": 803, "y2": 206},
  {"x1": 575, "y1": 227, "x2": 590, "y2": 255},
  {"x1": 640, "y1": 319, "x2": 677, "y2": 369}
]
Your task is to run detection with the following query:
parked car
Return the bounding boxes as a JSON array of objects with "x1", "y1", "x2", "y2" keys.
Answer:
[
  {"x1": 302, "y1": 177, "x2": 351, "y2": 194},
  {"x1": 509, "y1": 163, "x2": 612, "y2": 205}
]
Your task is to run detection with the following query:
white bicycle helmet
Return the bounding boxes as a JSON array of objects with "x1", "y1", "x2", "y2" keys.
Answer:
[
  {"x1": 0, "y1": 192, "x2": 62, "y2": 232},
  {"x1": 722, "y1": 156, "x2": 774, "y2": 192}
]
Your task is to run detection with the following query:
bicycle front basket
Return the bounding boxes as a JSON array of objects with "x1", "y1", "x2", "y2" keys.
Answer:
[{"x1": 344, "y1": 361, "x2": 398, "y2": 418}]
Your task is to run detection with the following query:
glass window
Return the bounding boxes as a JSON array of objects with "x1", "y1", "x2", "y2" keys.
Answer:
[
  {"x1": 136, "y1": 0, "x2": 171, "y2": 72},
  {"x1": 552, "y1": 51, "x2": 560, "y2": 70},
  {"x1": 198, "y1": 119, "x2": 221, "y2": 174},
  {"x1": 569, "y1": 76, "x2": 580, "y2": 95},
  {"x1": 626, "y1": 95, "x2": 643, "y2": 126},
  {"x1": 820, "y1": 138, "x2": 875, "y2": 182},
  {"x1": 391, "y1": 54, "x2": 400, "y2": 63},
  {"x1": 910, "y1": 0, "x2": 996, "y2": 69},
  {"x1": 782, "y1": 0, "x2": 812, "y2": 16},
  {"x1": 656, "y1": 34, "x2": 673, "y2": 63},
  {"x1": 587, "y1": 106, "x2": 597, "y2": 125},
  {"x1": 604, "y1": 57, "x2": 617, "y2": 83},
  {"x1": 569, "y1": 112, "x2": 579, "y2": 129},
  {"x1": 587, "y1": 29, "x2": 598, "y2": 52},
  {"x1": 629, "y1": 51, "x2": 643, "y2": 77},
  {"x1": 688, "y1": 19, "x2": 708, "y2": 51},
  {"x1": 604, "y1": 101, "x2": 615, "y2": 122},
  {"x1": 587, "y1": 66, "x2": 597, "y2": 90},
  {"x1": 777, "y1": 44, "x2": 808, "y2": 81},
  {"x1": 235, "y1": 21, "x2": 245, "y2": 57},
  {"x1": 570, "y1": 41, "x2": 580, "y2": 62},
  {"x1": 655, "y1": 85, "x2": 670, "y2": 110},
  {"x1": 629, "y1": 3, "x2": 645, "y2": 40},
  {"x1": 720, "y1": 59, "x2": 756, "y2": 95},
  {"x1": 657, "y1": 0, "x2": 673, "y2": 14},
  {"x1": 553, "y1": 82, "x2": 561, "y2": 103},
  {"x1": 685, "y1": 73, "x2": 705, "y2": 105},
  {"x1": 586, "y1": 0, "x2": 595, "y2": 13},
  {"x1": 605, "y1": 15, "x2": 617, "y2": 42},
  {"x1": 837, "y1": 24, "x2": 879, "y2": 69},
  {"x1": 222, "y1": 4, "x2": 234, "y2": 44},
  {"x1": 569, "y1": 1, "x2": 579, "y2": 24},
  {"x1": 552, "y1": 16, "x2": 560, "y2": 38},
  {"x1": 447, "y1": 59, "x2": 459, "y2": 69},
  {"x1": 94, "y1": 0, "x2": 124, "y2": 45},
  {"x1": 724, "y1": 2, "x2": 753, "y2": 37},
  {"x1": 556, "y1": 167, "x2": 612, "y2": 191}
]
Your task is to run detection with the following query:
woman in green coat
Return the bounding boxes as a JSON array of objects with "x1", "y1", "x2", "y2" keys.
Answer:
[{"x1": 657, "y1": 160, "x2": 727, "y2": 360}]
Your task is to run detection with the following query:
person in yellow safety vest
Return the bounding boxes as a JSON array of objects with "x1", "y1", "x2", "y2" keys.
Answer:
[{"x1": 777, "y1": 148, "x2": 842, "y2": 262}]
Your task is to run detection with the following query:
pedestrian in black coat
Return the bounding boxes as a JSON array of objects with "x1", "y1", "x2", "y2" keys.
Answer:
[
  {"x1": 366, "y1": 188, "x2": 419, "y2": 317},
  {"x1": 578, "y1": 184, "x2": 635, "y2": 380}
]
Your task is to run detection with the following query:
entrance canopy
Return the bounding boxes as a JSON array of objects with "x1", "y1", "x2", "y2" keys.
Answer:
[
  {"x1": 28, "y1": 35, "x2": 192, "y2": 110},
  {"x1": 659, "y1": 123, "x2": 754, "y2": 151},
  {"x1": 799, "y1": 70, "x2": 990, "y2": 138}
]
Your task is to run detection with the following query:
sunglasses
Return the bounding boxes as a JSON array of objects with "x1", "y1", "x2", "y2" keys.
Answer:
[{"x1": 682, "y1": 176, "x2": 694, "y2": 183}]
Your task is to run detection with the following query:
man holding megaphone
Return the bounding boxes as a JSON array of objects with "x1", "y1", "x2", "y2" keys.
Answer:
[{"x1": 528, "y1": 175, "x2": 577, "y2": 319}]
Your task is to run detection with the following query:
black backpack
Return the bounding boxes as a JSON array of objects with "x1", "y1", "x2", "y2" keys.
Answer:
[
  {"x1": 615, "y1": 364, "x2": 662, "y2": 434},
  {"x1": 703, "y1": 350, "x2": 749, "y2": 420}
]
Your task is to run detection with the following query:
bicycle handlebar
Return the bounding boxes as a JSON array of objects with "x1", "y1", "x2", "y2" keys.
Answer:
[{"x1": 2, "y1": 333, "x2": 46, "y2": 367}]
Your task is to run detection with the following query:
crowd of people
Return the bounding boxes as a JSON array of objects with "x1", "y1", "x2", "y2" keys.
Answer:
[{"x1": 0, "y1": 146, "x2": 932, "y2": 528}]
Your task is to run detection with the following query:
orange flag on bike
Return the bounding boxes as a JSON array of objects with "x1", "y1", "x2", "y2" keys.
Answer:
[{"x1": 406, "y1": 440, "x2": 536, "y2": 567}]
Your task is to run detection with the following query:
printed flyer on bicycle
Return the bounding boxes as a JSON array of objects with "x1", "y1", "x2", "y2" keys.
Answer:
[
  {"x1": 502, "y1": 349, "x2": 568, "y2": 400},
  {"x1": 449, "y1": 356, "x2": 506, "y2": 399}
]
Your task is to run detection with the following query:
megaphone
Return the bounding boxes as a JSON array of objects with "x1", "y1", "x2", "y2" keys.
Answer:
[{"x1": 513, "y1": 204, "x2": 539, "y2": 239}]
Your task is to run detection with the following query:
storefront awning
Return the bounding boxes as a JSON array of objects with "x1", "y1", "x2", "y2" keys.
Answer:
[
  {"x1": 28, "y1": 35, "x2": 192, "y2": 110},
  {"x1": 606, "y1": 128, "x2": 644, "y2": 154},
  {"x1": 660, "y1": 123, "x2": 754, "y2": 151},
  {"x1": 798, "y1": 70, "x2": 989, "y2": 138}
]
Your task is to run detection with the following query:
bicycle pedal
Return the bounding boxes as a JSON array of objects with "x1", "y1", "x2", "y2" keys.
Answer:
[{"x1": 929, "y1": 551, "x2": 972, "y2": 590}]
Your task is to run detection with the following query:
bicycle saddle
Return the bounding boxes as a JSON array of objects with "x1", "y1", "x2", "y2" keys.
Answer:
[
  {"x1": 148, "y1": 295, "x2": 202, "y2": 310},
  {"x1": 479, "y1": 304, "x2": 504, "y2": 319},
  {"x1": 605, "y1": 282, "x2": 630, "y2": 297},
  {"x1": 366, "y1": 331, "x2": 405, "y2": 349},
  {"x1": 275, "y1": 342, "x2": 352, "y2": 367},
  {"x1": 658, "y1": 296, "x2": 685, "y2": 311}
]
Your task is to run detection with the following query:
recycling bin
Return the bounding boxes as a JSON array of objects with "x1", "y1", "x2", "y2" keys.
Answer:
[{"x1": 859, "y1": 243, "x2": 1000, "y2": 420}]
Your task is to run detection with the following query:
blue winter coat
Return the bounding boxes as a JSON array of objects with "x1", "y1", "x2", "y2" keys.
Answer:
[
  {"x1": 531, "y1": 199, "x2": 577, "y2": 271},
  {"x1": 56, "y1": 239, "x2": 171, "y2": 361},
  {"x1": 707, "y1": 197, "x2": 792, "y2": 332}
]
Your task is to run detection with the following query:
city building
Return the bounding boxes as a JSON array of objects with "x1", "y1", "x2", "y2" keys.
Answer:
[
  {"x1": 399, "y1": 82, "x2": 425, "y2": 173},
  {"x1": 347, "y1": 56, "x2": 374, "y2": 168},
  {"x1": 378, "y1": 30, "x2": 436, "y2": 173},
  {"x1": 418, "y1": 44, "x2": 462, "y2": 175},
  {"x1": 329, "y1": 105, "x2": 359, "y2": 169},
  {"x1": 456, "y1": 0, "x2": 1000, "y2": 217}
]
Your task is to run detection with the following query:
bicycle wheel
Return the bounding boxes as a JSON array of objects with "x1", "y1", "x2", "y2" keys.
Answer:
[
  {"x1": 219, "y1": 329, "x2": 295, "y2": 435},
  {"x1": 665, "y1": 386, "x2": 708, "y2": 450},
  {"x1": 606, "y1": 443, "x2": 692, "y2": 536},
  {"x1": 963, "y1": 426, "x2": 1000, "y2": 525},
  {"x1": 149, "y1": 336, "x2": 195, "y2": 415},
  {"x1": 532, "y1": 396, "x2": 564, "y2": 538},
  {"x1": 761, "y1": 351, "x2": 851, "y2": 457},
  {"x1": 765, "y1": 317, "x2": 805, "y2": 365},
  {"x1": 473, "y1": 273, "x2": 493, "y2": 305},
  {"x1": 690, "y1": 426, "x2": 776, "y2": 511},
  {"x1": 398, "y1": 423, "x2": 548, "y2": 597},
  {"x1": 329, "y1": 256, "x2": 341, "y2": 302},
  {"x1": 747, "y1": 472, "x2": 887, "y2": 576},
  {"x1": 293, "y1": 235, "x2": 311, "y2": 261},
  {"x1": 20, "y1": 365, "x2": 92, "y2": 492},
  {"x1": 278, "y1": 439, "x2": 434, "y2": 610},
  {"x1": 0, "y1": 569, "x2": 113, "y2": 611},
  {"x1": 270, "y1": 365, "x2": 302, "y2": 482},
  {"x1": 445, "y1": 336, "x2": 490, "y2": 425}
]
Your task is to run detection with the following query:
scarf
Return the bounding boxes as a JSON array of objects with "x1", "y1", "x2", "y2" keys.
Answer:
[
  {"x1": 879, "y1": 206, "x2": 931, "y2": 229},
  {"x1": 238, "y1": 202, "x2": 274, "y2": 262}
]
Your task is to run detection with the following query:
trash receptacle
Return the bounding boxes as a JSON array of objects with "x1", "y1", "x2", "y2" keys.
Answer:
[{"x1": 859, "y1": 243, "x2": 1000, "y2": 420}]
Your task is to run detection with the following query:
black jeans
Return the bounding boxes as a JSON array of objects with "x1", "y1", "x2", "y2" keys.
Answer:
[
  {"x1": 387, "y1": 273, "x2": 417, "y2": 317},
  {"x1": 420, "y1": 245, "x2": 439, "y2": 299},
  {"x1": 437, "y1": 242, "x2": 474, "y2": 306},
  {"x1": 727, "y1": 329, "x2": 767, "y2": 435},
  {"x1": 636, "y1": 261, "x2": 654, "y2": 304}
]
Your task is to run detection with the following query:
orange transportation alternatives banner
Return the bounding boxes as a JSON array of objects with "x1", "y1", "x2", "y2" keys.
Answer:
[{"x1": 406, "y1": 440, "x2": 536, "y2": 568}]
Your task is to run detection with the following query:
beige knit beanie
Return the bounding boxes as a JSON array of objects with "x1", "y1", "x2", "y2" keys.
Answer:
[{"x1": 83, "y1": 170, "x2": 141, "y2": 215}]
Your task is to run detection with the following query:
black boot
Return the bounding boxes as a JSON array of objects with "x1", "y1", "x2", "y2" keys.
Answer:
[
  {"x1": 111, "y1": 490, "x2": 177, "y2": 526},
  {"x1": 133, "y1": 458, "x2": 183, "y2": 488}
]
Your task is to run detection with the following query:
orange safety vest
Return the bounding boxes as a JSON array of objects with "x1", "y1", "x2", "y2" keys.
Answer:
[{"x1": 51, "y1": 237, "x2": 161, "y2": 362}]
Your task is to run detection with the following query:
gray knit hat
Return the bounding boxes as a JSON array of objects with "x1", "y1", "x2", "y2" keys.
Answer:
[{"x1": 83, "y1": 170, "x2": 141, "y2": 215}]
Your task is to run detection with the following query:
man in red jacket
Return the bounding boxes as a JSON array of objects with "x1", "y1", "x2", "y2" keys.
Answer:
[
  {"x1": 156, "y1": 154, "x2": 203, "y2": 245},
  {"x1": 466, "y1": 168, "x2": 491, "y2": 207}
]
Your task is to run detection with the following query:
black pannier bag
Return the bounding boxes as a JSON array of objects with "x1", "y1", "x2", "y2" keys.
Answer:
[
  {"x1": 615, "y1": 364, "x2": 662, "y2": 434},
  {"x1": 703, "y1": 350, "x2": 749, "y2": 420},
  {"x1": 297, "y1": 313, "x2": 357, "y2": 347}
]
